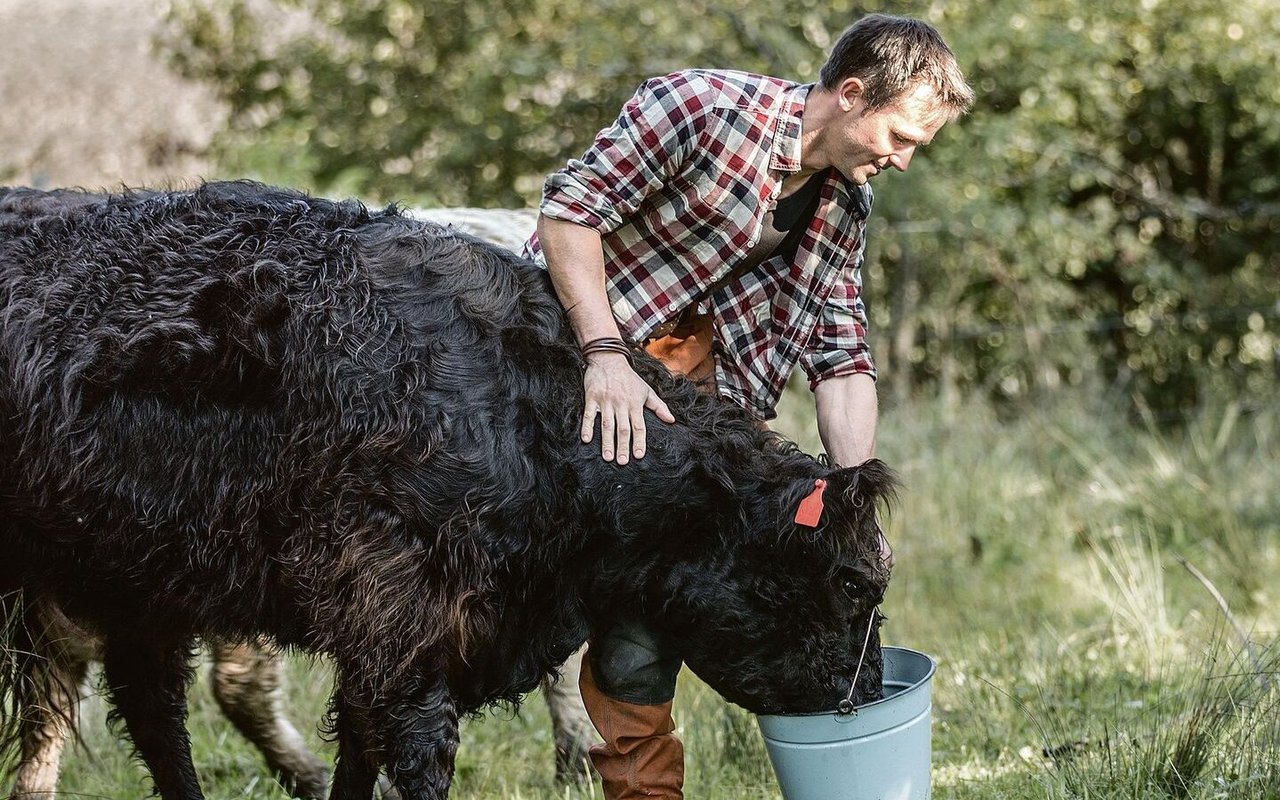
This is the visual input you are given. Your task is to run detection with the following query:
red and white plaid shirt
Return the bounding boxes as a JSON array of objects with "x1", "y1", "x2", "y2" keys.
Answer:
[{"x1": 524, "y1": 69, "x2": 875, "y2": 419}]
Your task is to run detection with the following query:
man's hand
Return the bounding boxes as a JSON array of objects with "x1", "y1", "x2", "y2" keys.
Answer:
[
  {"x1": 535, "y1": 214, "x2": 675, "y2": 462},
  {"x1": 582, "y1": 352, "x2": 675, "y2": 464},
  {"x1": 877, "y1": 529, "x2": 895, "y2": 572}
]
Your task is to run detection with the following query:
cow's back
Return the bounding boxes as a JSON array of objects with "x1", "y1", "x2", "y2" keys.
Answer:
[{"x1": 0, "y1": 182, "x2": 582, "y2": 642}]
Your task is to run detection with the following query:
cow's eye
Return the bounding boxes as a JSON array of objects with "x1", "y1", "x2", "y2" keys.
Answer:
[{"x1": 838, "y1": 574, "x2": 866, "y2": 599}]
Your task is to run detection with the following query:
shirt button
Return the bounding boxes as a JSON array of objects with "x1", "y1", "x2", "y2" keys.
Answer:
[{"x1": 667, "y1": 301, "x2": 679, "y2": 311}]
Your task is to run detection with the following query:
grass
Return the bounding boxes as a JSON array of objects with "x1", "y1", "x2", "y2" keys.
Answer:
[
  {"x1": 46, "y1": 391, "x2": 1280, "y2": 798},
  {"x1": 5, "y1": 3, "x2": 1276, "y2": 797}
]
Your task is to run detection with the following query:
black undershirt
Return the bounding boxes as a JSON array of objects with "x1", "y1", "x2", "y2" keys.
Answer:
[
  {"x1": 679, "y1": 170, "x2": 828, "y2": 319},
  {"x1": 734, "y1": 169, "x2": 828, "y2": 276},
  {"x1": 772, "y1": 169, "x2": 827, "y2": 250}
]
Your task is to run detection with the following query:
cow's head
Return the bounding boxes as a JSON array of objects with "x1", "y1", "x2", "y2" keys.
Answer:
[{"x1": 592, "y1": 423, "x2": 895, "y2": 715}]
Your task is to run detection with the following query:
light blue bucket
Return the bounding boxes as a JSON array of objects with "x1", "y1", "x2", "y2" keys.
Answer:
[{"x1": 756, "y1": 647, "x2": 938, "y2": 800}]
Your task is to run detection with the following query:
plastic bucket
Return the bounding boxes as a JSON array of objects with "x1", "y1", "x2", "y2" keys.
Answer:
[{"x1": 756, "y1": 646, "x2": 938, "y2": 800}]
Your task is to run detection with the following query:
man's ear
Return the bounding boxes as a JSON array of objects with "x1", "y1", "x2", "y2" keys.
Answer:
[{"x1": 837, "y1": 77, "x2": 867, "y2": 112}]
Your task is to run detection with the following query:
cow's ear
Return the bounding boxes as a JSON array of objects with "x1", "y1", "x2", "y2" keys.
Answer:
[{"x1": 825, "y1": 458, "x2": 899, "y2": 513}]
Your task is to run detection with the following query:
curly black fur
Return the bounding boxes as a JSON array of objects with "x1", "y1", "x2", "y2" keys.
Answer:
[{"x1": 0, "y1": 182, "x2": 894, "y2": 799}]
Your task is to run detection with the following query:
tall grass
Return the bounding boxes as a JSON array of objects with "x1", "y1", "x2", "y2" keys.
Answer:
[{"x1": 45, "y1": 393, "x2": 1280, "y2": 798}]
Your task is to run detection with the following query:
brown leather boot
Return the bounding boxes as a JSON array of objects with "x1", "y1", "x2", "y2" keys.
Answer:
[{"x1": 579, "y1": 656, "x2": 685, "y2": 799}]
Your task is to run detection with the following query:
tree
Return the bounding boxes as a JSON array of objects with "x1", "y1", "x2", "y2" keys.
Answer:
[
  {"x1": 161, "y1": 0, "x2": 849, "y2": 206},
  {"x1": 873, "y1": 0, "x2": 1280, "y2": 414},
  {"x1": 161, "y1": 0, "x2": 1279, "y2": 415}
]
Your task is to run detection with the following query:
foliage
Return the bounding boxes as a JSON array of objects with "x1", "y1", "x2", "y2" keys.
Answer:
[
  {"x1": 158, "y1": 0, "x2": 1279, "y2": 416},
  {"x1": 875, "y1": 0, "x2": 1280, "y2": 418},
  {"x1": 158, "y1": 0, "x2": 850, "y2": 207}
]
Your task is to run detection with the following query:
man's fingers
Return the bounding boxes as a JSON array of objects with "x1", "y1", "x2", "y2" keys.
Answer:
[
  {"x1": 581, "y1": 401, "x2": 598, "y2": 443},
  {"x1": 630, "y1": 408, "x2": 647, "y2": 459},
  {"x1": 581, "y1": 362, "x2": 672, "y2": 463},
  {"x1": 878, "y1": 532, "x2": 895, "y2": 571},
  {"x1": 645, "y1": 392, "x2": 676, "y2": 424},
  {"x1": 599, "y1": 410, "x2": 615, "y2": 461},
  {"x1": 614, "y1": 413, "x2": 632, "y2": 465}
]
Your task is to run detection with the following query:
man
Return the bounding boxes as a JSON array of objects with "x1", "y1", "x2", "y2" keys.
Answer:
[{"x1": 523, "y1": 14, "x2": 973, "y2": 799}]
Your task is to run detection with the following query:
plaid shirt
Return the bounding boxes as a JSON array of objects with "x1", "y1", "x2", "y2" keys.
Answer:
[{"x1": 523, "y1": 69, "x2": 875, "y2": 418}]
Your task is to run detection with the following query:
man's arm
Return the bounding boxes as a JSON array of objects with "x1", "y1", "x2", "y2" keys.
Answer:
[
  {"x1": 814, "y1": 372, "x2": 891, "y2": 567},
  {"x1": 814, "y1": 372, "x2": 877, "y2": 466},
  {"x1": 802, "y1": 213, "x2": 876, "y2": 464},
  {"x1": 534, "y1": 74, "x2": 717, "y2": 463},
  {"x1": 538, "y1": 215, "x2": 673, "y2": 464}
]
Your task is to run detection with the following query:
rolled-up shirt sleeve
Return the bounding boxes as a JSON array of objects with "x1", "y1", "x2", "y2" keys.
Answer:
[
  {"x1": 539, "y1": 73, "x2": 708, "y2": 233},
  {"x1": 800, "y1": 240, "x2": 877, "y2": 389}
]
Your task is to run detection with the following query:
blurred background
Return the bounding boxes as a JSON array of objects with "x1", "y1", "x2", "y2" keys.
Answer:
[
  {"x1": 3, "y1": 1, "x2": 1277, "y2": 798},
  {"x1": 4, "y1": 0, "x2": 1277, "y2": 420}
]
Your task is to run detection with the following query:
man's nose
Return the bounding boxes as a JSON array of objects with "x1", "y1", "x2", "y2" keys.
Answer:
[{"x1": 888, "y1": 146, "x2": 916, "y2": 172}]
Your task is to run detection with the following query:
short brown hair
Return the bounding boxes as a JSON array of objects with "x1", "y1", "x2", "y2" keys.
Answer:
[{"x1": 819, "y1": 14, "x2": 974, "y2": 119}]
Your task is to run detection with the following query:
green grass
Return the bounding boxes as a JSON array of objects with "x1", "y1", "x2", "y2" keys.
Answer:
[{"x1": 50, "y1": 392, "x2": 1280, "y2": 798}]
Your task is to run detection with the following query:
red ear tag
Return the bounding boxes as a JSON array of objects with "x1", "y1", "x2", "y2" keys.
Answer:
[{"x1": 794, "y1": 478, "x2": 828, "y2": 527}]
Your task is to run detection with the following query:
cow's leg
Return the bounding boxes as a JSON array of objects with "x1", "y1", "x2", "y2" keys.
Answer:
[
  {"x1": 9, "y1": 641, "x2": 90, "y2": 799},
  {"x1": 101, "y1": 635, "x2": 203, "y2": 800},
  {"x1": 209, "y1": 640, "x2": 330, "y2": 799},
  {"x1": 378, "y1": 676, "x2": 459, "y2": 800},
  {"x1": 542, "y1": 645, "x2": 595, "y2": 784},
  {"x1": 328, "y1": 691, "x2": 378, "y2": 800}
]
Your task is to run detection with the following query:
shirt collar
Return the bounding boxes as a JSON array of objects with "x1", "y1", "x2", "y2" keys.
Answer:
[{"x1": 769, "y1": 83, "x2": 811, "y2": 173}]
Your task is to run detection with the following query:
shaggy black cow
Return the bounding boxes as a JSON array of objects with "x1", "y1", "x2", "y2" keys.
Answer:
[
  {"x1": 0, "y1": 194, "x2": 591, "y2": 800},
  {"x1": 0, "y1": 182, "x2": 893, "y2": 799}
]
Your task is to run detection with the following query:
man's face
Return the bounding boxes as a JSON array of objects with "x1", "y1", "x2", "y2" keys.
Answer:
[{"x1": 826, "y1": 81, "x2": 947, "y2": 185}]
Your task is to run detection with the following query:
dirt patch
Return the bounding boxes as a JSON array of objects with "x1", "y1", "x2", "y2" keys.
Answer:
[{"x1": 0, "y1": 0, "x2": 221, "y2": 189}]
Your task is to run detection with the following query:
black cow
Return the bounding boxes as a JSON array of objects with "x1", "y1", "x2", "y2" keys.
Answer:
[
  {"x1": 0, "y1": 193, "x2": 590, "y2": 800},
  {"x1": 0, "y1": 182, "x2": 892, "y2": 799}
]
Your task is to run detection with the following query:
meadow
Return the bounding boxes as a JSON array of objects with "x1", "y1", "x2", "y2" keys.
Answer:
[
  {"x1": 5, "y1": 1, "x2": 1276, "y2": 796},
  {"x1": 52, "y1": 389, "x2": 1279, "y2": 799}
]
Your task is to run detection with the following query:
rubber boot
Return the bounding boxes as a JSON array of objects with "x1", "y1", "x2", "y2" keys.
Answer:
[{"x1": 579, "y1": 656, "x2": 684, "y2": 799}]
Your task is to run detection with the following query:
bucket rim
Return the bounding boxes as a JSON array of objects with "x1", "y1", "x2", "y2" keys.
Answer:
[{"x1": 756, "y1": 645, "x2": 938, "y2": 719}]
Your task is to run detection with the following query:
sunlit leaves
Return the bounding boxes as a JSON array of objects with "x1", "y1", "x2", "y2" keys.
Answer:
[{"x1": 161, "y1": 0, "x2": 1278, "y2": 415}]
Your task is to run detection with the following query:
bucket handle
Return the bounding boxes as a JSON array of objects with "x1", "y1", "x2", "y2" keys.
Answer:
[{"x1": 838, "y1": 608, "x2": 881, "y2": 716}]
